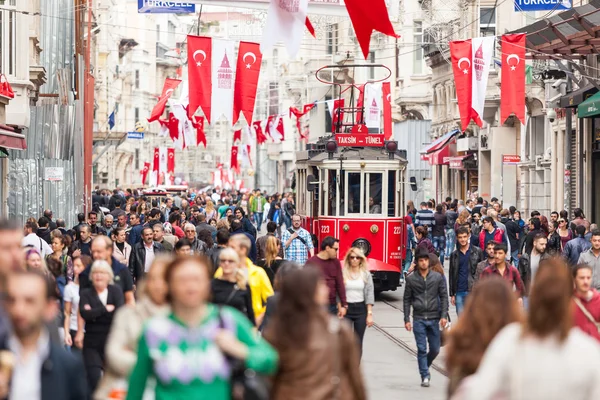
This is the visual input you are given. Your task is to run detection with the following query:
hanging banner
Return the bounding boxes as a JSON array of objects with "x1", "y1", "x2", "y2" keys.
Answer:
[{"x1": 364, "y1": 83, "x2": 382, "y2": 130}]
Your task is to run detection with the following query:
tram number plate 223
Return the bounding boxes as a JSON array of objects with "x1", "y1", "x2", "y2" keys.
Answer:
[{"x1": 321, "y1": 225, "x2": 330, "y2": 234}]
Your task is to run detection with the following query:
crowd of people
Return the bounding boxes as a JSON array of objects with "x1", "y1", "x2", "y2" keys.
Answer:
[
  {"x1": 3, "y1": 186, "x2": 371, "y2": 400},
  {"x1": 401, "y1": 196, "x2": 600, "y2": 394}
]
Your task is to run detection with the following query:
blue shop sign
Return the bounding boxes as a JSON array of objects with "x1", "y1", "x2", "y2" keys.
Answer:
[
  {"x1": 138, "y1": 0, "x2": 195, "y2": 14},
  {"x1": 127, "y1": 131, "x2": 145, "y2": 140},
  {"x1": 514, "y1": 0, "x2": 571, "y2": 11}
]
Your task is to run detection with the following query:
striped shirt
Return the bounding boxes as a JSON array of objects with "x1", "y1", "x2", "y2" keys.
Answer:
[{"x1": 415, "y1": 209, "x2": 435, "y2": 228}]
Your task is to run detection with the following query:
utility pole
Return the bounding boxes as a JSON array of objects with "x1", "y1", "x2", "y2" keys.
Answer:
[{"x1": 84, "y1": 0, "x2": 94, "y2": 212}]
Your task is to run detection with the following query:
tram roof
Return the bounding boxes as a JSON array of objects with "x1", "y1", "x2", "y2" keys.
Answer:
[{"x1": 298, "y1": 146, "x2": 408, "y2": 164}]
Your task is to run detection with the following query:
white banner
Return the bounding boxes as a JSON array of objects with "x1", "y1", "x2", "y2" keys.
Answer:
[
  {"x1": 471, "y1": 36, "x2": 495, "y2": 121},
  {"x1": 211, "y1": 39, "x2": 237, "y2": 123},
  {"x1": 364, "y1": 83, "x2": 382, "y2": 130}
]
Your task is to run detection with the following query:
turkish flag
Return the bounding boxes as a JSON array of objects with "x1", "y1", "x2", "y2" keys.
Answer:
[
  {"x1": 501, "y1": 34, "x2": 526, "y2": 124},
  {"x1": 253, "y1": 120, "x2": 267, "y2": 144},
  {"x1": 265, "y1": 115, "x2": 276, "y2": 140},
  {"x1": 450, "y1": 40, "x2": 473, "y2": 132},
  {"x1": 233, "y1": 129, "x2": 242, "y2": 143},
  {"x1": 275, "y1": 116, "x2": 285, "y2": 141},
  {"x1": 230, "y1": 145, "x2": 240, "y2": 174},
  {"x1": 166, "y1": 112, "x2": 179, "y2": 142},
  {"x1": 344, "y1": 0, "x2": 398, "y2": 59},
  {"x1": 150, "y1": 147, "x2": 160, "y2": 187},
  {"x1": 192, "y1": 115, "x2": 206, "y2": 147},
  {"x1": 148, "y1": 78, "x2": 181, "y2": 122},
  {"x1": 233, "y1": 41, "x2": 262, "y2": 126},
  {"x1": 167, "y1": 148, "x2": 175, "y2": 174},
  {"x1": 290, "y1": 104, "x2": 315, "y2": 142},
  {"x1": 382, "y1": 82, "x2": 393, "y2": 140},
  {"x1": 141, "y1": 162, "x2": 150, "y2": 185},
  {"x1": 327, "y1": 99, "x2": 345, "y2": 133},
  {"x1": 187, "y1": 35, "x2": 212, "y2": 122}
]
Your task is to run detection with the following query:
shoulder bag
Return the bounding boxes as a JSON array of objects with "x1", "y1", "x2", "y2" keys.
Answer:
[
  {"x1": 287, "y1": 228, "x2": 308, "y2": 248},
  {"x1": 573, "y1": 297, "x2": 600, "y2": 333},
  {"x1": 217, "y1": 306, "x2": 270, "y2": 400}
]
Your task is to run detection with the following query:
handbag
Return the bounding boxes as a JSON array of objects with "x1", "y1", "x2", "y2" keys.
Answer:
[
  {"x1": 217, "y1": 306, "x2": 270, "y2": 400},
  {"x1": 574, "y1": 297, "x2": 600, "y2": 333},
  {"x1": 0, "y1": 74, "x2": 14, "y2": 99},
  {"x1": 329, "y1": 317, "x2": 342, "y2": 400}
]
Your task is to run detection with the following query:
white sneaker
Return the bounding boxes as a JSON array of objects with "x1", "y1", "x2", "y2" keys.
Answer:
[{"x1": 421, "y1": 377, "x2": 430, "y2": 387}]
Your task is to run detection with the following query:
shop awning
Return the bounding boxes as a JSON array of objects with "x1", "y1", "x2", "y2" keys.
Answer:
[
  {"x1": 560, "y1": 84, "x2": 598, "y2": 108},
  {"x1": 420, "y1": 130, "x2": 459, "y2": 162},
  {"x1": 447, "y1": 154, "x2": 475, "y2": 169},
  {"x1": 428, "y1": 137, "x2": 457, "y2": 166},
  {"x1": 0, "y1": 125, "x2": 26, "y2": 150},
  {"x1": 578, "y1": 91, "x2": 600, "y2": 118}
]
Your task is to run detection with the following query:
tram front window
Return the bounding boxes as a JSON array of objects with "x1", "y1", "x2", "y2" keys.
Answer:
[
  {"x1": 366, "y1": 173, "x2": 383, "y2": 214},
  {"x1": 348, "y1": 173, "x2": 361, "y2": 214},
  {"x1": 327, "y1": 169, "x2": 337, "y2": 216}
]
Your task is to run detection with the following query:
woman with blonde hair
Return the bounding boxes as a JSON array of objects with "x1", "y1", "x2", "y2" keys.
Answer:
[
  {"x1": 460, "y1": 258, "x2": 600, "y2": 399},
  {"x1": 216, "y1": 217, "x2": 230, "y2": 232},
  {"x1": 256, "y1": 235, "x2": 284, "y2": 286},
  {"x1": 205, "y1": 199, "x2": 217, "y2": 221},
  {"x1": 342, "y1": 247, "x2": 375, "y2": 361},
  {"x1": 79, "y1": 260, "x2": 125, "y2": 395},
  {"x1": 25, "y1": 248, "x2": 49, "y2": 275},
  {"x1": 94, "y1": 257, "x2": 170, "y2": 399},
  {"x1": 211, "y1": 247, "x2": 255, "y2": 324}
]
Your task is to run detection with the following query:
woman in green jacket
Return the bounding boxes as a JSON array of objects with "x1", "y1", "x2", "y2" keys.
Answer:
[{"x1": 126, "y1": 255, "x2": 278, "y2": 400}]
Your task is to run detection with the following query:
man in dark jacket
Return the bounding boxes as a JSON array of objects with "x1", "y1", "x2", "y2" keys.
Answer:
[
  {"x1": 230, "y1": 219, "x2": 257, "y2": 262},
  {"x1": 43, "y1": 209, "x2": 58, "y2": 231},
  {"x1": 449, "y1": 227, "x2": 484, "y2": 315},
  {"x1": 518, "y1": 233, "x2": 549, "y2": 297},
  {"x1": 404, "y1": 249, "x2": 448, "y2": 388},
  {"x1": 564, "y1": 225, "x2": 591, "y2": 266},
  {"x1": 127, "y1": 213, "x2": 144, "y2": 246},
  {"x1": 234, "y1": 207, "x2": 257, "y2": 238},
  {"x1": 36, "y1": 216, "x2": 52, "y2": 244},
  {"x1": 129, "y1": 227, "x2": 165, "y2": 283},
  {"x1": 108, "y1": 189, "x2": 122, "y2": 211},
  {"x1": 4, "y1": 271, "x2": 87, "y2": 400}
]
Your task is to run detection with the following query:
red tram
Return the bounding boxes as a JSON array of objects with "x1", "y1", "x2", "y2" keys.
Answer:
[{"x1": 294, "y1": 64, "x2": 408, "y2": 292}]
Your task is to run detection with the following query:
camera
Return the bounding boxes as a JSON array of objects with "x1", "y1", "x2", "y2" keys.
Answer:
[{"x1": 547, "y1": 109, "x2": 557, "y2": 123}]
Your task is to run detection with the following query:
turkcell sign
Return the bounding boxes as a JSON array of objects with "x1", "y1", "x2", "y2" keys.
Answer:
[
  {"x1": 138, "y1": 0, "x2": 195, "y2": 13},
  {"x1": 514, "y1": 0, "x2": 571, "y2": 11}
]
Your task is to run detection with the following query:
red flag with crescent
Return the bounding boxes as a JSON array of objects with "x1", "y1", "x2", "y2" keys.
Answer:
[
  {"x1": 151, "y1": 147, "x2": 160, "y2": 187},
  {"x1": 253, "y1": 121, "x2": 267, "y2": 144},
  {"x1": 141, "y1": 162, "x2": 150, "y2": 185},
  {"x1": 167, "y1": 148, "x2": 175, "y2": 174},
  {"x1": 233, "y1": 41, "x2": 262, "y2": 126},
  {"x1": 148, "y1": 78, "x2": 181, "y2": 122},
  {"x1": 187, "y1": 35, "x2": 212, "y2": 122},
  {"x1": 233, "y1": 129, "x2": 242, "y2": 143},
  {"x1": 230, "y1": 145, "x2": 240, "y2": 174},
  {"x1": 192, "y1": 115, "x2": 206, "y2": 147},
  {"x1": 450, "y1": 40, "x2": 473, "y2": 132},
  {"x1": 382, "y1": 82, "x2": 392, "y2": 140},
  {"x1": 167, "y1": 112, "x2": 179, "y2": 142},
  {"x1": 275, "y1": 116, "x2": 285, "y2": 141},
  {"x1": 501, "y1": 34, "x2": 526, "y2": 124},
  {"x1": 344, "y1": 0, "x2": 398, "y2": 59}
]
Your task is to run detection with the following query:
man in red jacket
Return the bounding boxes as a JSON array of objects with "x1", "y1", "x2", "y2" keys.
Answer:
[
  {"x1": 572, "y1": 263, "x2": 600, "y2": 342},
  {"x1": 479, "y1": 216, "x2": 506, "y2": 249}
]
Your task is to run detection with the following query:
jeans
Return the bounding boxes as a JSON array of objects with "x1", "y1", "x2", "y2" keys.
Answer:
[
  {"x1": 511, "y1": 249, "x2": 519, "y2": 267},
  {"x1": 345, "y1": 302, "x2": 367, "y2": 361},
  {"x1": 445, "y1": 228, "x2": 456, "y2": 258},
  {"x1": 432, "y1": 236, "x2": 446, "y2": 264},
  {"x1": 255, "y1": 212, "x2": 264, "y2": 229},
  {"x1": 455, "y1": 291, "x2": 468, "y2": 316},
  {"x1": 403, "y1": 250, "x2": 413, "y2": 275},
  {"x1": 284, "y1": 214, "x2": 292, "y2": 230},
  {"x1": 413, "y1": 319, "x2": 441, "y2": 379}
]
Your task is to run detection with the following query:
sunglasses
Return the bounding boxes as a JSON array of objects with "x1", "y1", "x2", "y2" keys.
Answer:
[{"x1": 349, "y1": 256, "x2": 361, "y2": 260}]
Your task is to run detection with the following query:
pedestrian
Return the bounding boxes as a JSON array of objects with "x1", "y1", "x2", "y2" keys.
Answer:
[
  {"x1": 230, "y1": 219, "x2": 258, "y2": 262},
  {"x1": 79, "y1": 260, "x2": 125, "y2": 395},
  {"x1": 518, "y1": 233, "x2": 549, "y2": 305},
  {"x1": 174, "y1": 238, "x2": 192, "y2": 256},
  {"x1": 250, "y1": 190, "x2": 267, "y2": 230},
  {"x1": 94, "y1": 257, "x2": 170, "y2": 399},
  {"x1": 479, "y1": 243, "x2": 525, "y2": 306},
  {"x1": 183, "y1": 223, "x2": 208, "y2": 255},
  {"x1": 445, "y1": 202, "x2": 459, "y2": 258},
  {"x1": 446, "y1": 276, "x2": 523, "y2": 397},
  {"x1": 256, "y1": 235, "x2": 285, "y2": 286},
  {"x1": 234, "y1": 207, "x2": 257, "y2": 238},
  {"x1": 571, "y1": 207, "x2": 591, "y2": 232},
  {"x1": 306, "y1": 236, "x2": 347, "y2": 317},
  {"x1": 210, "y1": 229, "x2": 230, "y2": 274},
  {"x1": 214, "y1": 234, "x2": 273, "y2": 326},
  {"x1": 260, "y1": 261, "x2": 299, "y2": 331},
  {"x1": 478, "y1": 217, "x2": 506, "y2": 250},
  {"x1": 126, "y1": 255, "x2": 278, "y2": 400},
  {"x1": 63, "y1": 254, "x2": 90, "y2": 350},
  {"x1": 563, "y1": 225, "x2": 590, "y2": 266},
  {"x1": 72, "y1": 224, "x2": 93, "y2": 258},
  {"x1": 449, "y1": 227, "x2": 484, "y2": 315},
  {"x1": 403, "y1": 249, "x2": 449, "y2": 387},
  {"x1": 3, "y1": 270, "x2": 87, "y2": 399},
  {"x1": 23, "y1": 220, "x2": 53, "y2": 257},
  {"x1": 414, "y1": 202, "x2": 435, "y2": 230},
  {"x1": 112, "y1": 227, "x2": 132, "y2": 266},
  {"x1": 204, "y1": 199, "x2": 217, "y2": 221},
  {"x1": 25, "y1": 248, "x2": 50, "y2": 276},
  {"x1": 36, "y1": 216, "x2": 53, "y2": 244},
  {"x1": 470, "y1": 213, "x2": 481, "y2": 237},
  {"x1": 263, "y1": 267, "x2": 367, "y2": 400},
  {"x1": 342, "y1": 247, "x2": 375, "y2": 361},
  {"x1": 547, "y1": 221, "x2": 561, "y2": 254},
  {"x1": 577, "y1": 230, "x2": 600, "y2": 291},
  {"x1": 521, "y1": 217, "x2": 542, "y2": 256},
  {"x1": 414, "y1": 226, "x2": 435, "y2": 255},
  {"x1": 256, "y1": 221, "x2": 284, "y2": 260},
  {"x1": 127, "y1": 213, "x2": 144, "y2": 246},
  {"x1": 283, "y1": 194, "x2": 296, "y2": 229},
  {"x1": 461, "y1": 258, "x2": 600, "y2": 399},
  {"x1": 211, "y1": 248, "x2": 255, "y2": 325},
  {"x1": 128, "y1": 226, "x2": 165, "y2": 284},
  {"x1": 571, "y1": 263, "x2": 600, "y2": 342},
  {"x1": 432, "y1": 205, "x2": 447, "y2": 264},
  {"x1": 152, "y1": 223, "x2": 174, "y2": 252},
  {"x1": 48, "y1": 232, "x2": 74, "y2": 282},
  {"x1": 281, "y1": 214, "x2": 314, "y2": 265},
  {"x1": 503, "y1": 209, "x2": 521, "y2": 266}
]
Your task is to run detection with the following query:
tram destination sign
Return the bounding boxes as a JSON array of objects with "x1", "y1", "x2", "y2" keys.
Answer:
[{"x1": 336, "y1": 133, "x2": 385, "y2": 147}]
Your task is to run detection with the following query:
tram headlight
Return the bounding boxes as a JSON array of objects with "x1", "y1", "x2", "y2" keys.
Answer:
[
  {"x1": 352, "y1": 238, "x2": 371, "y2": 257},
  {"x1": 385, "y1": 141, "x2": 398, "y2": 159}
]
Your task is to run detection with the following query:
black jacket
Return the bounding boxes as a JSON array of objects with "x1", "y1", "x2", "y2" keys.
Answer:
[
  {"x1": 449, "y1": 245, "x2": 484, "y2": 296},
  {"x1": 241, "y1": 217, "x2": 257, "y2": 238},
  {"x1": 547, "y1": 232, "x2": 561, "y2": 254},
  {"x1": 128, "y1": 241, "x2": 165, "y2": 282},
  {"x1": 403, "y1": 270, "x2": 448, "y2": 322},
  {"x1": 79, "y1": 285, "x2": 124, "y2": 347},
  {"x1": 518, "y1": 252, "x2": 550, "y2": 295}
]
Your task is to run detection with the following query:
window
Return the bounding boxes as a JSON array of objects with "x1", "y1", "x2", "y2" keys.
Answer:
[
  {"x1": 327, "y1": 169, "x2": 338, "y2": 216},
  {"x1": 326, "y1": 24, "x2": 338, "y2": 55},
  {"x1": 387, "y1": 171, "x2": 397, "y2": 217},
  {"x1": 156, "y1": 24, "x2": 160, "y2": 42},
  {"x1": 134, "y1": 108, "x2": 139, "y2": 123},
  {"x1": 135, "y1": 149, "x2": 139, "y2": 170},
  {"x1": 347, "y1": 172, "x2": 362, "y2": 214},
  {"x1": 480, "y1": 7, "x2": 496, "y2": 37},
  {"x1": 168, "y1": 21, "x2": 176, "y2": 46},
  {"x1": 268, "y1": 82, "x2": 279, "y2": 116},
  {"x1": 0, "y1": 3, "x2": 17, "y2": 76},
  {"x1": 413, "y1": 21, "x2": 423, "y2": 75},
  {"x1": 324, "y1": 94, "x2": 332, "y2": 133},
  {"x1": 135, "y1": 70, "x2": 140, "y2": 89},
  {"x1": 365, "y1": 173, "x2": 383, "y2": 214}
]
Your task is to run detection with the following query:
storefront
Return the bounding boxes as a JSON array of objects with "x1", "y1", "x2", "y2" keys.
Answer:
[
  {"x1": 420, "y1": 130, "x2": 459, "y2": 201},
  {"x1": 578, "y1": 92, "x2": 600, "y2": 223},
  {"x1": 447, "y1": 153, "x2": 478, "y2": 200}
]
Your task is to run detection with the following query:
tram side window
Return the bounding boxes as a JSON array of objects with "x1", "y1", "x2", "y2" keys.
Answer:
[
  {"x1": 347, "y1": 172, "x2": 361, "y2": 214},
  {"x1": 327, "y1": 169, "x2": 337, "y2": 216},
  {"x1": 367, "y1": 173, "x2": 383, "y2": 214},
  {"x1": 388, "y1": 170, "x2": 396, "y2": 217}
]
